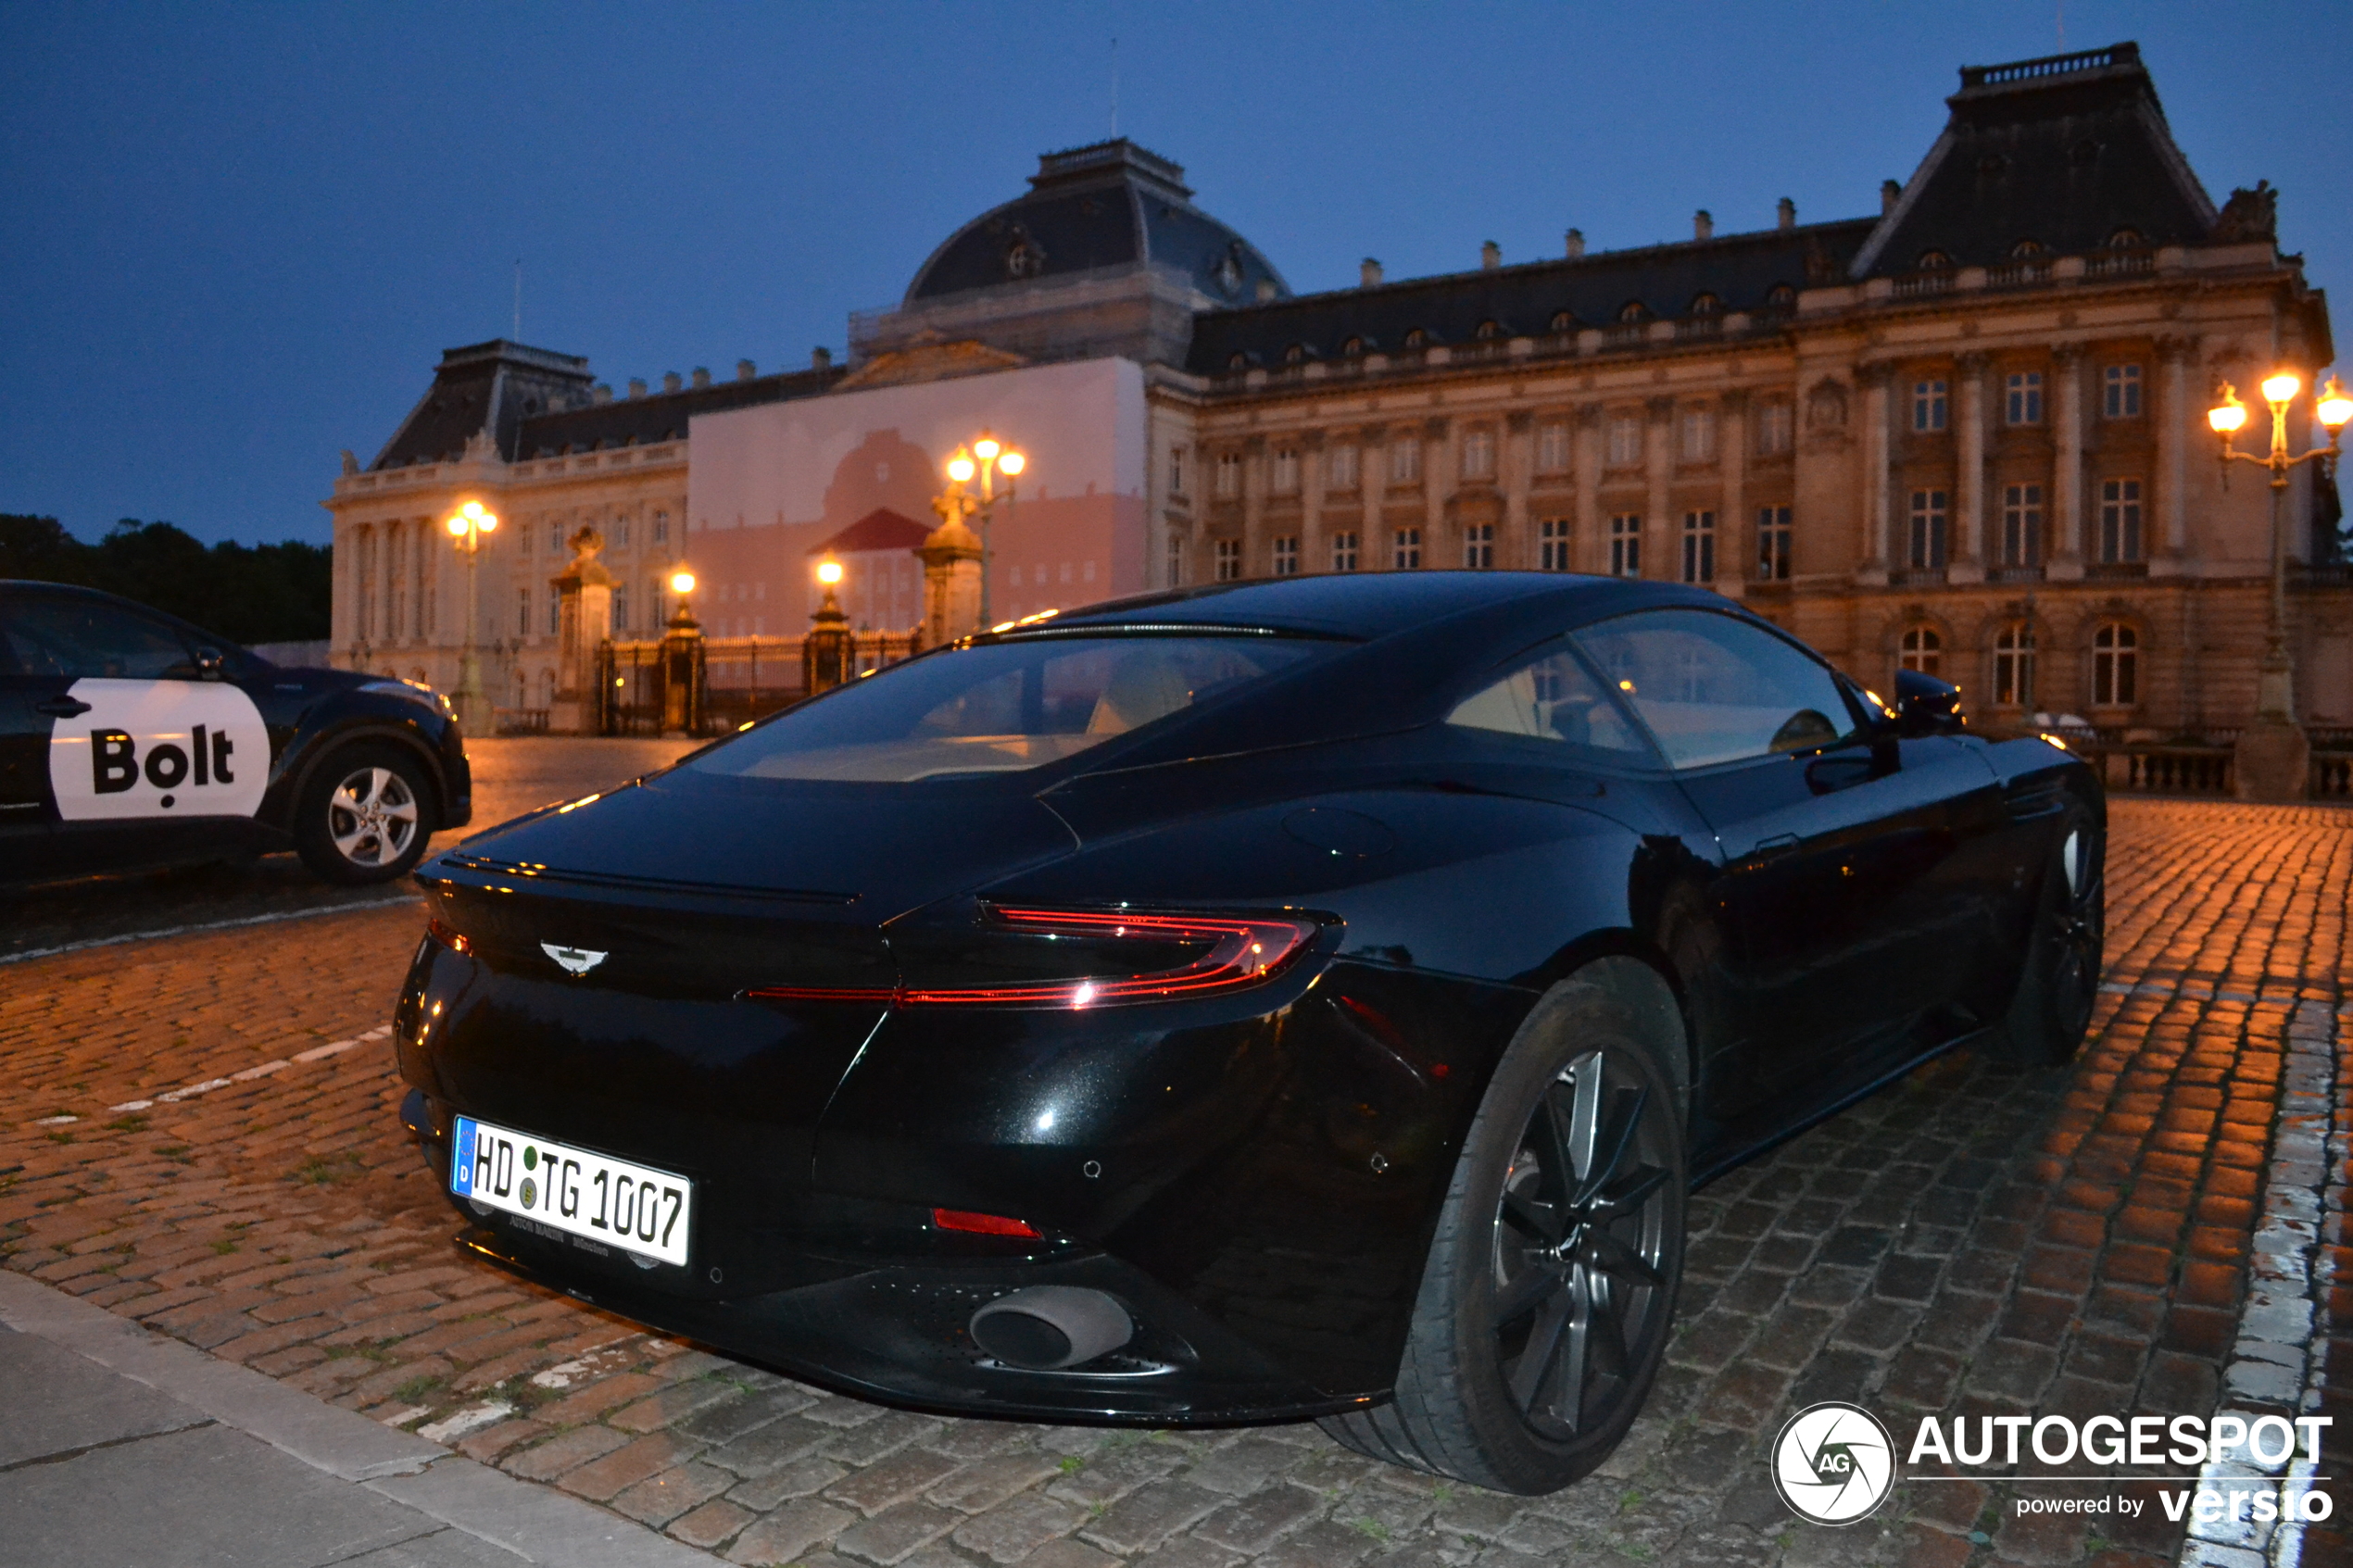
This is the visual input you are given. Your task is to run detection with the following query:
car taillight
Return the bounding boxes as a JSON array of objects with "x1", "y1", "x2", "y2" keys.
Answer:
[
  {"x1": 426, "y1": 917, "x2": 470, "y2": 955},
  {"x1": 932, "y1": 1208, "x2": 1041, "y2": 1237},
  {"x1": 745, "y1": 906, "x2": 1322, "y2": 1010}
]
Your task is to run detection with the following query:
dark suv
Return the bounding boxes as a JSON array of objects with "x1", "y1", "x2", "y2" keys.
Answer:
[{"x1": 1, "y1": 581, "x2": 471, "y2": 884}]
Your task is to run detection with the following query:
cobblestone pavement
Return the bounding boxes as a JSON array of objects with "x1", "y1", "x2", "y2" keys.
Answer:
[
  {"x1": 4, "y1": 735, "x2": 698, "y2": 960},
  {"x1": 3, "y1": 799, "x2": 2347, "y2": 1568}
]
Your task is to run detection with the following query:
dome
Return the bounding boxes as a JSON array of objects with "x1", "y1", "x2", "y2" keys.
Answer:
[{"x1": 904, "y1": 141, "x2": 1290, "y2": 307}]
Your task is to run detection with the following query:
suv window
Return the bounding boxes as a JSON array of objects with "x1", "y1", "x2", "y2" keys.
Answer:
[
  {"x1": 1, "y1": 594, "x2": 201, "y2": 680},
  {"x1": 1446, "y1": 644, "x2": 1656, "y2": 767},
  {"x1": 1572, "y1": 608, "x2": 1859, "y2": 770}
]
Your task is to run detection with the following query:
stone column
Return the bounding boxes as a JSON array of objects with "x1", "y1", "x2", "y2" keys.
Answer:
[
  {"x1": 1299, "y1": 430, "x2": 1326, "y2": 571},
  {"x1": 1574, "y1": 407, "x2": 1603, "y2": 573},
  {"x1": 1644, "y1": 398, "x2": 1674, "y2": 580},
  {"x1": 1503, "y1": 412, "x2": 1533, "y2": 568},
  {"x1": 1240, "y1": 435, "x2": 1266, "y2": 574},
  {"x1": 1718, "y1": 392, "x2": 1746, "y2": 596},
  {"x1": 1857, "y1": 366, "x2": 1893, "y2": 584},
  {"x1": 919, "y1": 498, "x2": 984, "y2": 646},
  {"x1": 2048, "y1": 344, "x2": 2086, "y2": 579},
  {"x1": 1422, "y1": 418, "x2": 1449, "y2": 567},
  {"x1": 2153, "y1": 335, "x2": 2197, "y2": 576},
  {"x1": 1951, "y1": 353, "x2": 1989, "y2": 583},
  {"x1": 548, "y1": 526, "x2": 615, "y2": 734}
]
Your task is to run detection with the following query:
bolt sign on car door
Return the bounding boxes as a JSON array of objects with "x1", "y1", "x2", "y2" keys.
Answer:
[
  {"x1": 394, "y1": 572, "x2": 2102, "y2": 1496},
  {"x1": 48, "y1": 678, "x2": 269, "y2": 820}
]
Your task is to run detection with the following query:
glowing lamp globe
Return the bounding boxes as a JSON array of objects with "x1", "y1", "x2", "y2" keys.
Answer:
[
  {"x1": 816, "y1": 560, "x2": 844, "y2": 585},
  {"x1": 974, "y1": 436, "x2": 1001, "y2": 462},
  {"x1": 2317, "y1": 377, "x2": 2353, "y2": 431},
  {"x1": 2261, "y1": 371, "x2": 2302, "y2": 407},
  {"x1": 447, "y1": 515, "x2": 470, "y2": 536},
  {"x1": 947, "y1": 455, "x2": 976, "y2": 483},
  {"x1": 671, "y1": 571, "x2": 696, "y2": 596},
  {"x1": 998, "y1": 451, "x2": 1026, "y2": 476}
]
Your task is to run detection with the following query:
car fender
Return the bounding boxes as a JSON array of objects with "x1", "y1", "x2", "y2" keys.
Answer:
[{"x1": 264, "y1": 715, "x2": 454, "y2": 832}]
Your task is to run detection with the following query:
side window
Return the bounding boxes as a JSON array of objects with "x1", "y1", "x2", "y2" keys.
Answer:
[
  {"x1": 1, "y1": 596, "x2": 198, "y2": 679},
  {"x1": 1446, "y1": 645, "x2": 1656, "y2": 767},
  {"x1": 1573, "y1": 608, "x2": 1859, "y2": 770}
]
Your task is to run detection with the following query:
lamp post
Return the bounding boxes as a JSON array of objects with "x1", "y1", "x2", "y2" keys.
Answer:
[
  {"x1": 942, "y1": 433, "x2": 1026, "y2": 626},
  {"x1": 2208, "y1": 372, "x2": 2352, "y2": 797},
  {"x1": 661, "y1": 568, "x2": 703, "y2": 735},
  {"x1": 805, "y1": 558, "x2": 853, "y2": 696},
  {"x1": 444, "y1": 500, "x2": 498, "y2": 734}
]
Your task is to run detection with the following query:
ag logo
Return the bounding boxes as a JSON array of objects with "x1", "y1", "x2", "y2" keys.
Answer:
[
  {"x1": 1771, "y1": 1401, "x2": 1896, "y2": 1524},
  {"x1": 541, "y1": 944, "x2": 608, "y2": 976}
]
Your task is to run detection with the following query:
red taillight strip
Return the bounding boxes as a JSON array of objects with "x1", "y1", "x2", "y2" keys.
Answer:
[
  {"x1": 743, "y1": 906, "x2": 1322, "y2": 1010},
  {"x1": 932, "y1": 1208, "x2": 1041, "y2": 1237},
  {"x1": 426, "y1": 918, "x2": 471, "y2": 955}
]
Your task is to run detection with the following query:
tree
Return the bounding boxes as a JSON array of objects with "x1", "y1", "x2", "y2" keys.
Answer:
[{"x1": 0, "y1": 515, "x2": 332, "y2": 644}]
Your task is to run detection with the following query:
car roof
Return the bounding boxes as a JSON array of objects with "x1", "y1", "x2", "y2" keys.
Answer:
[{"x1": 1026, "y1": 571, "x2": 1707, "y2": 640}]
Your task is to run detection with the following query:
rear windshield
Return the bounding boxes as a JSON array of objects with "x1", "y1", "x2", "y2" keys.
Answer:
[{"x1": 686, "y1": 634, "x2": 1327, "y2": 783}]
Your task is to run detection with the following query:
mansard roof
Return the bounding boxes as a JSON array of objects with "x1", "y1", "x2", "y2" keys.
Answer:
[
  {"x1": 510, "y1": 366, "x2": 841, "y2": 459},
  {"x1": 1184, "y1": 220, "x2": 1874, "y2": 375},
  {"x1": 904, "y1": 140, "x2": 1290, "y2": 307},
  {"x1": 1851, "y1": 41, "x2": 2219, "y2": 277}
]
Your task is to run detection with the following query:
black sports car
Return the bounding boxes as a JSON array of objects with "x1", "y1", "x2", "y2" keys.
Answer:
[
  {"x1": 396, "y1": 573, "x2": 2102, "y2": 1494},
  {"x1": 1, "y1": 580, "x2": 471, "y2": 885}
]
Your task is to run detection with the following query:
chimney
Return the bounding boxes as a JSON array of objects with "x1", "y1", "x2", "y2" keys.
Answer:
[
  {"x1": 812, "y1": 346, "x2": 833, "y2": 370},
  {"x1": 592, "y1": 383, "x2": 614, "y2": 405},
  {"x1": 1255, "y1": 278, "x2": 1278, "y2": 301},
  {"x1": 1565, "y1": 228, "x2": 1586, "y2": 259},
  {"x1": 1881, "y1": 179, "x2": 1902, "y2": 214},
  {"x1": 1778, "y1": 197, "x2": 1796, "y2": 232},
  {"x1": 736, "y1": 358, "x2": 757, "y2": 381},
  {"x1": 1360, "y1": 257, "x2": 1383, "y2": 288},
  {"x1": 1693, "y1": 210, "x2": 1713, "y2": 242},
  {"x1": 626, "y1": 377, "x2": 647, "y2": 399},
  {"x1": 690, "y1": 367, "x2": 711, "y2": 389},
  {"x1": 1480, "y1": 240, "x2": 1502, "y2": 271},
  {"x1": 661, "y1": 371, "x2": 683, "y2": 394}
]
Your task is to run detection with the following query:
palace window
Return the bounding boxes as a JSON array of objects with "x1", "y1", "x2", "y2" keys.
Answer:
[
  {"x1": 1917, "y1": 250, "x2": 1955, "y2": 272},
  {"x1": 1166, "y1": 533, "x2": 1186, "y2": 586},
  {"x1": 1907, "y1": 490, "x2": 1949, "y2": 569},
  {"x1": 1679, "y1": 408, "x2": 1716, "y2": 463},
  {"x1": 1550, "y1": 310, "x2": 1576, "y2": 333},
  {"x1": 611, "y1": 584, "x2": 630, "y2": 633},
  {"x1": 1461, "y1": 427, "x2": 1496, "y2": 481},
  {"x1": 1609, "y1": 514, "x2": 1642, "y2": 578},
  {"x1": 517, "y1": 587, "x2": 532, "y2": 637},
  {"x1": 1537, "y1": 420, "x2": 1570, "y2": 473},
  {"x1": 1464, "y1": 523, "x2": 1494, "y2": 570},
  {"x1": 2098, "y1": 478, "x2": 2145, "y2": 562},
  {"x1": 1390, "y1": 437, "x2": 1421, "y2": 485},
  {"x1": 1403, "y1": 328, "x2": 1429, "y2": 350},
  {"x1": 1273, "y1": 535, "x2": 1300, "y2": 576},
  {"x1": 1680, "y1": 510, "x2": 1716, "y2": 583},
  {"x1": 1215, "y1": 452, "x2": 1241, "y2": 499},
  {"x1": 1755, "y1": 401, "x2": 1793, "y2": 456},
  {"x1": 1476, "y1": 320, "x2": 1504, "y2": 340},
  {"x1": 1993, "y1": 623, "x2": 2036, "y2": 707},
  {"x1": 1342, "y1": 335, "x2": 1366, "y2": 358},
  {"x1": 1912, "y1": 379, "x2": 1948, "y2": 433},
  {"x1": 1606, "y1": 414, "x2": 1642, "y2": 468},
  {"x1": 2093, "y1": 622, "x2": 2139, "y2": 706},
  {"x1": 2103, "y1": 364, "x2": 2143, "y2": 419},
  {"x1": 1271, "y1": 447, "x2": 1300, "y2": 495},
  {"x1": 1765, "y1": 283, "x2": 1796, "y2": 312},
  {"x1": 547, "y1": 592, "x2": 560, "y2": 637},
  {"x1": 2006, "y1": 371, "x2": 2044, "y2": 425},
  {"x1": 1392, "y1": 526, "x2": 1422, "y2": 570},
  {"x1": 652, "y1": 510, "x2": 670, "y2": 545},
  {"x1": 1327, "y1": 444, "x2": 1359, "y2": 490},
  {"x1": 1283, "y1": 343, "x2": 1307, "y2": 365},
  {"x1": 1331, "y1": 530, "x2": 1360, "y2": 572},
  {"x1": 1169, "y1": 446, "x2": 1187, "y2": 494},
  {"x1": 547, "y1": 521, "x2": 562, "y2": 556},
  {"x1": 614, "y1": 516, "x2": 631, "y2": 549},
  {"x1": 1689, "y1": 293, "x2": 1722, "y2": 318},
  {"x1": 2001, "y1": 483, "x2": 2044, "y2": 566},
  {"x1": 1539, "y1": 517, "x2": 1572, "y2": 571},
  {"x1": 1214, "y1": 539, "x2": 1242, "y2": 581},
  {"x1": 1756, "y1": 505, "x2": 1792, "y2": 581},
  {"x1": 1900, "y1": 626, "x2": 1943, "y2": 676},
  {"x1": 1617, "y1": 301, "x2": 1648, "y2": 324}
]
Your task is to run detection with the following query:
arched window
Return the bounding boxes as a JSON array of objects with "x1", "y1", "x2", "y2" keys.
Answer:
[
  {"x1": 1475, "y1": 320, "x2": 1503, "y2": 340},
  {"x1": 2093, "y1": 622, "x2": 2138, "y2": 706},
  {"x1": 1766, "y1": 284, "x2": 1796, "y2": 310},
  {"x1": 1341, "y1": 335, "x2": 1366, "y2": 358},
  {"x1": 1403, "y1": 327, "x2": 1430, "y2": 350},
  {"x1": 1993, "y1": 623, "x2": 2036, "y2": 707},
  {"x1": 1282, "y1": 343, "x2": 1306, "y2": 365},
  {"x1": 1549, "y1": 310, "x2": 1576, "y2": 333},
  {"x1": 1916, "y1": 250, "x2": 1955, "y2": 271},
  {"x1": 1227, "y1": 351, "x2": 1249, "y2": 370},
  {"x1": 1617, "y1": 301, "x2": 1650, "y2": 324},
  {"x1": 1689, "y1": 293, "x2": 1722, "y2": 317},
  {"x1": 2106, "y1": 227, "x2": 2145, "y2": 249},
  {"x1": 1900, "y1": 626, "x2": 1943, "y2": 676},
  {"x1": 2010, "y1": 239, "x2": 2047, "y2": 259}
]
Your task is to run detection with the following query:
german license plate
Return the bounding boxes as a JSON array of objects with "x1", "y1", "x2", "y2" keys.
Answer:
[{"x1": 451, "y1": 1116, "x2": 693, "y2": 1268}]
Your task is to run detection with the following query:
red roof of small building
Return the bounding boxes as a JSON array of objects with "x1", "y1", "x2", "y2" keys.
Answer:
[{"x1": 811, "y1": 508, "x2": 932, "y2": 555}]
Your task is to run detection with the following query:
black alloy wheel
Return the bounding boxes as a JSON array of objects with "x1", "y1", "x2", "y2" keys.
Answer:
[
  {"x1": 1987, "y1": 800, "x2": 2103, "y2": 1067},
  {"x1": 1320, "y1": 979, "x2": 1687, "y2": 1493},
  {"x1": 295, "y1": 743, "x2": 437, "y2": 885}
]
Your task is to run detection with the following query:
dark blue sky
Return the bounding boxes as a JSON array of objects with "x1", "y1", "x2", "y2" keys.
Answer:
[{"x1": 5, "y1": 2, "x2": 2346, "y2": 546}]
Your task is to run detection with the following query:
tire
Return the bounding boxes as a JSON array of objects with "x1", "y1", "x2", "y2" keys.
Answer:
[
  {"x1": 1984, "y1": 800, "x2": 2103, "y2": 1067},
  {"x1": 1320, "y1": 979, "x2": 1687, "y2": 1494},
  {"x1": 294, "y1": 744, "x2": 437, "y2": 885}
]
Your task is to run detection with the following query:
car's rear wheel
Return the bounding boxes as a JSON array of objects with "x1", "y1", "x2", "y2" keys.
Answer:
[
  {"x1": 1984, "y1": 801, "x2": 2103, "y2": 1067},
  {"x1": 295, "y1": 744, "x2": 435, "y2": 885},
  {"x1": 1320, "y1": 979, "x2": 1686, "y2": 1494}
]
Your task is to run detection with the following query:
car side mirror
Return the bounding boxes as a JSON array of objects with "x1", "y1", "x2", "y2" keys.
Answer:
[
  {"x1": 1894, "y1": 668, "x2": 1966, "y2": 737},
  {"x1": 193, "y1": 646, "x2": 225, "y2": 680}
]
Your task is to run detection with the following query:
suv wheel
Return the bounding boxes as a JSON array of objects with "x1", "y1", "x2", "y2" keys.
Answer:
[{"x1": 295, "y1": 744, "x2": 435, "y2": 884}]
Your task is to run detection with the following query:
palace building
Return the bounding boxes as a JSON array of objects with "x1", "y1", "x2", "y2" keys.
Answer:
[{"x1": 325, "y1": 41, "x2": 2348, "y2": 746}]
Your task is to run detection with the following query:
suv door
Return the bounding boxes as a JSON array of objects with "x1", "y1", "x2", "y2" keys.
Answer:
[
  {"x1": 1572, "y1": 608, "x2": 1999, "y2": 1116},
  {"x1": 0, "y1": 588, "x2": 272, "y2": 877}
]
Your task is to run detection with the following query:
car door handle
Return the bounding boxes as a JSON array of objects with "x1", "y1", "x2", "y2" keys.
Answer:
[
  {"x1": 34, "y1": 696, "x2": 92, "y2": 718},
  {"x1": 1751, "y1": 833, "x2": 1801, "y2": 861}
]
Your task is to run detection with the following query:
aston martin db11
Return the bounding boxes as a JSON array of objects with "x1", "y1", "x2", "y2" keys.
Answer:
[{"x1": 395, "y1": 572, "x2": 2103, "y2": 1493}]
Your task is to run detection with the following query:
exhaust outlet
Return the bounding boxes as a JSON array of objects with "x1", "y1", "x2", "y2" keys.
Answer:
[{"x1": 969, "y1": 1286, "x2": 1134, "y2": 1370}]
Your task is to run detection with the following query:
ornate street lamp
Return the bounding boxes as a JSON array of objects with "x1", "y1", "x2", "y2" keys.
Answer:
[
  {"x1": 2208, "y1": 372, "x2": 2352, "y2": 798},
  {"x1": 942, "y1": 432, "x2": 1026, "y2": 626},
  {"x1": 661, "y1": 568, "x2": 703, "y2": 735},
  {"x1": 804, "y1": 558, "x2": 853, "y2": 696},
  {"x1": 444, "y1": 500, "x2": 498, "y2": 734}
]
